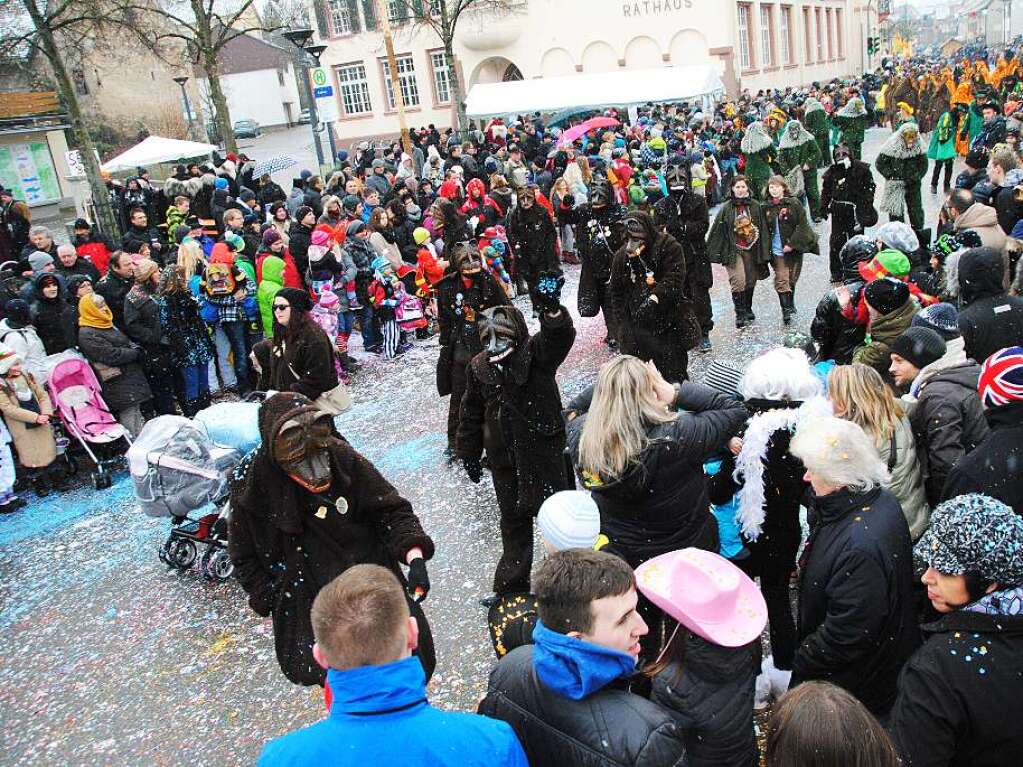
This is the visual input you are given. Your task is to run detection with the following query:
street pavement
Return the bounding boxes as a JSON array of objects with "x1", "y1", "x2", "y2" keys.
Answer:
[{"x1": 0, "y1": 126, "x2": 956, "y2": 765}]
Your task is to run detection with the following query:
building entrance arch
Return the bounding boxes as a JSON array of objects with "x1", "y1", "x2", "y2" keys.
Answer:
[{"x1": 469, "y1": 56, "x2": 524, "y2": 87}]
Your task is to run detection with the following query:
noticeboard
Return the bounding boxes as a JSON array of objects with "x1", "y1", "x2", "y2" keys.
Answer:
[{"x1": 0, "y1": 141, "x2": 62, "y2": 205}]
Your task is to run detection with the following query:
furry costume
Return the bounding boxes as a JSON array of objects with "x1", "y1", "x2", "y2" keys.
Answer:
[
  {"x1": 803, "y1": 98, "x2": 832, "y2": 167},
  {"x1": 740, "y1": 121, "x2": 778, "y2": 199},
  {"x1": 875, "y1": 123, "x2": 928, "y2": 230},
  {"x1": 778, "y1": 120, "x2": 823, "y2": 218},
  {"x1": 834, "y1": 98, "x2": 868, "y2": 159}
]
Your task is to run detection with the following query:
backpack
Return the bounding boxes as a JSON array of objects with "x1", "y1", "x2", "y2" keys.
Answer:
[{"x1": 204, "y1": 263, "x2": 236, "y2": 297}]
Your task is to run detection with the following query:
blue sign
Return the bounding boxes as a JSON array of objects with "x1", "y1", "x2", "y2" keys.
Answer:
[{"x1": 313, "y1": 86, "x2": 333, "y2": 98}]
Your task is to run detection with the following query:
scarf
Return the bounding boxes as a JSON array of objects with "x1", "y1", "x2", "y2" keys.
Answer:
[
  {"x1": 78, "y1": 294, "x2": 113, "y2": 329},
  {"x1": 965, "y1": 585, "x2": 1023, "y2": 616}
]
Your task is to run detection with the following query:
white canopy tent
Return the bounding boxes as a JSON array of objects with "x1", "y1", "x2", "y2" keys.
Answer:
[
  {"x1": 465, "y1": 64, "x2": 726, "y2": 118},
  {"x1": 101, "y1": 136, "x2": 219, "y2": 172}
]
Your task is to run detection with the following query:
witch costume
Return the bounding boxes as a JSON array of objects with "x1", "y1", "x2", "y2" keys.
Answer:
[
  {"x1": 875, "y1": 122, "x2": 929, "y2": 232},
  {"x1": 777, "y1": 120, "x2": 824, "y2": 220},
  {"x1": 739, "y1": 121, "x2": 778, "y2": 200},
  {"x1": 802, "y1": 97, "x2": 833, "y2": 167},
  {"x1": 833, "y1": 97, "x2": 869, "y2": 160}
]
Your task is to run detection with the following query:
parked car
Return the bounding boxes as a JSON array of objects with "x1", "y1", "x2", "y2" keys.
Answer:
[
  {"x1": 233, "y1": 119, "x2": 261, "y2": 138},
  {"x1": 296, "y1": 109, "x2": 311, "y2": 125}
]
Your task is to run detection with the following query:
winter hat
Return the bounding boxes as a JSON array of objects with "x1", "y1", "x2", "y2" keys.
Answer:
[
  {"x1": 243, "y1": 212, "x2": 260, "y2": 226},
  {"x1": 300, "y1": 169, "x2": 312, "y2": 180},
  {"x1": 891, "y1": 327, "x2": 946, "y2": 369},
  {"x1": 311, "y1": 230, "x2": 331, "y2": 247},
  {"x1": 173, "y1": 224, "x2": 191, "y2": 244},
  {"x1": 274, "y1": 287, "x2": 312, "y2": 313},
  {"x1": 239, "y1": 189, "x2": 256, "y2": 202},
  {"x1": 370, "y1": 255, "x2": 391, "y2": 275},
  {"x1": 214, "y1": 177, "x2": 228, "y2": 190},
  {"x1": 0, "y1": 345, "x2": 21, "y2": 375},
  {"x1": 337, "y1": 150, "x2": 349, "y2": 162},
  {"x1": 316, "y1": 288, "x2": 340, "y2": 309},
  {"x1": 965, "y1": 146, "x2": 989, "y2": 169},
  {"x1": 372, "y1": 159, "x2": 386, "y2": 169},
  {"x1": 978, "y1": 346, "x2": 1023, "y2": 408},
  {"x1": 66, "y1": 274, "x2": 92, "y2": 296},
  {"x1": 537, "y1": 491, "x2": 600, "y2": 551},
  {"x1": 346, "y1": 220, "x2": 366, "y2": 239},
  {"x1": 224, "y1": 231, "x2": 245, "y2": 253},
  {"x1": 915, "y1": 494, "x2": 1023, "y2": 584},
  {"x1": 73, "y1": 218, "x2": 90, "y2": 231},
  {"x1": 295, "y1": 205, "x2": 314, "y2": 222},
  {"x1": 4, "y1": 299, "x2": 31, "y2": 329},
  {"x1": 341, "y1": 194, "x2": 360, "y2": 214},
  {"x1": 134, "y1": 258, "x2": 159, "y2": 283},
  {"x1": 703, "y1": 360, "x2": 744, "y2": 399},
  {"x1": 413, "y1": 227, "x2": 431, "y2": 245},
  {"x1": 859, "y1": 248, "x2": 911, "y2": 282},
  {"x1": 865, "y1": 276, "x2": 910, "y2": 315},
  {"x1": 261, "y1": 228, "x2": 282, "y2": 246},
  {"x1": 875, "y1": 221, "x2": 919, "y2": 257},
  {"x1": 912, "y1": 302, "x2": 960, "y2": 340},
  {"x1": 28, "y1": 251, "x2": 54, "y2": 272}
]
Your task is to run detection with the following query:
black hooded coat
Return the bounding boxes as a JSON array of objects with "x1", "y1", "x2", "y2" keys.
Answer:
[
  {"x1": 30, "y1": 273, "x2": 77, "y2": 354},
  {"x1": 957, "y1": 247, "x2": 1023, "y2": 364},
  {"x1": 229, "y1": 393, "x2": 435, "y2": 686}
]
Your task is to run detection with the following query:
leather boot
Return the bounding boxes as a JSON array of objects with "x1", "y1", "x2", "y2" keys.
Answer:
[
  {"x1": 744, "y1": 287, "x2": 757, "y2": 322},
  {"x1": 732, "y1": 292, "x2": 748, "y2": 328},
  {"x1": 779, "y1": 292, "x2": 795, "y2": 325}
]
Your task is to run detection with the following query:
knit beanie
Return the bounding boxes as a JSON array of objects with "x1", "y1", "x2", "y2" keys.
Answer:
[
  {"x1": 274, "y1": 287, "x2": 312, "y2": 313},
  {"x1": 214, "y1": 177, "x2": 228, "y2": 190},
  {"x1": 346, "y1": 220, "x2": 366, "y2": 238},
  {"x1": 261, "y1": 228, "x2": 282, "y2": 246},
  {"x1": 4, "y1": 299, "x2": 31, "y2": 329},
  {"x1": 341, "y1": 195, "x2": 360, "y2": 214},
  {"x1": 413, "y1": 227, "x2": 430, "y2": 245},
  {"x1": 875, "y1": 221, "x2": 919, "y2": 256},
  {"x1": 891, "y1": 327, "x2": 947, "y2": 369},
  {"x1": 865, "y1": 276, "x2": 910, "y2": 315},
  {"x1": 311, "y1": 230, "x2": 331, "y2": 247},
  {"x1": 978, "y1": 346, "x2": 1023, "y2": 408},
  {"x1": 912, "y1": 302, "x2": 960, "y2": 340},
  {"x1": 703, "y1": 360, "x2": 744, "y2": 399},
  {"x1": 859, "y1": 248, "x2": 911, "y2": 282},
  {"x1": 316, "y1": 288, "x2": 340, "y2": 309},
  {"x1": 174, "y1": 224, "x2": 191, "y2": 244},
  {"x1": 28, "y1": 251, "x2": 54, "y2": 272},
  {"x1": 224, "y1": 231, "x2": 245, "y2": 253},
  {"x1": 537, "y1": 491, "x2": 600, "y2": 551}
]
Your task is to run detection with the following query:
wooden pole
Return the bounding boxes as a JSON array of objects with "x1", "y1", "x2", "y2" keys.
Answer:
[{"x1": 377, "y1": 0, "x2": 413, "y2": 155}]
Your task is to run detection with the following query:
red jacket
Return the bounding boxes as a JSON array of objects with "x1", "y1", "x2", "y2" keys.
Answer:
[{"x1": 257, "y1": 249, "x2": 302, "y2": 288}]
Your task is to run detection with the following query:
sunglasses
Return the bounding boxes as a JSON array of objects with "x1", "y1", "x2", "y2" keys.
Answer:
[{"x1": 272, "y1": 303, "x2": 290, "y2": 311}]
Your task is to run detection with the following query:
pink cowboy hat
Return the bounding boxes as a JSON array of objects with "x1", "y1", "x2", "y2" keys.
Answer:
[{"x1": 635, "y1": 548, "x2": 767, "y2": 647}]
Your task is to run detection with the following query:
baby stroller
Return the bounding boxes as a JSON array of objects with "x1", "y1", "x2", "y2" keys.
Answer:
[
  {"x1": 46, "y1": 357, "x2": 133, "y2": 488},
  {"x1": 128, "y1": 415, "x2": 243, "y2": 581}
]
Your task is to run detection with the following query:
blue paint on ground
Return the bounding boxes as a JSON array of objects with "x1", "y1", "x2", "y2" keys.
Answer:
[{"x1": 370, "y1": 432, "x2": 447, "y2": 476}]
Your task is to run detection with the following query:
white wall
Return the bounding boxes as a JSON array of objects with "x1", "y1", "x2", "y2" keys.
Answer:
[{"x1": 203, "y1": 65, "x2": 301, "y2": 128}]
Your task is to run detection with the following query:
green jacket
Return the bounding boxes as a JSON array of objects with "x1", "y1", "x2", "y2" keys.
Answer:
[
  {"x1": 257, "y1": 255, "x2": 286, "y2": 337},
  {"x1": 744, "y1": 148, "x2": 777, "y2": 194},
  {"x1": 763, "y1": 196, "x2": 819, "y2": 255},
  {"x1": 778, "y1": 139, "x2": 823, "y2": 175},
  {"x1": 852, "y1": 299, "x2": 919, "y2": 374},
  {"x1": 707, "y1": 198, "x2": 772, "y2": 267},
  {"x1": 834, "y1": 114, "x2": 867, "y2": 146},
  {"x1": 927, "y1": 112, "x2": 957, "y2": 161}
]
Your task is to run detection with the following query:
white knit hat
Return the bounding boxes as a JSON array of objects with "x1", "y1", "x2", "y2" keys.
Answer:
[{"x1": 537, "y1": 491, "x2": 600, "y2": 551}]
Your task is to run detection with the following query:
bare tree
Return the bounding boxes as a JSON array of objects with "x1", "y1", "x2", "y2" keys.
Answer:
[
  {"x1": 0, "y1": 0, "x2": 120, "y2": 235},
  {"x1": 108, "y1": 0, "x2": 271, "y2": 154},
  {"x1": 260, "y1": 0, "x2": 307, "y2": 30}
]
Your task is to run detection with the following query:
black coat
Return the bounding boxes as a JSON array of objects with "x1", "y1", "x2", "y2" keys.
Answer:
[
  {"x1": 652, "y1": 191, "x2": 711, "y2": 290},
  {"x1": 651, "y1": 635, "x2": 758, "y2": 767},
  {"x1": 957, "y1": 247, "x2": 1023, "y2": 365},
  {"x1": 94, "y1": 271, "x2": 134, "y2": 330},
  {"x1": 268, "y1": 317, "x2": 339, "y2": 401},
  {"x1": 456, "y1": 308, "x2": 575, "y2": 513},
  {"x1": 942, "y1": 401, "x2": 1023, "y2": 514},
  {"x1": 559, "y1": 203, "x2": 627, "y2": 283},
  {"x1": 30, "y1": 275, "x2": 77, "y2": 355},
  {"x1": 820, "y1": 160, "x2": 878, "y2": 231},
  {"x1": 229, "y1": 395, "x2": 434, "y2": 686},
  {"x1": 909, "y1": 362, "x2": 990, "y2": 506},
  {"x1": 566, "y1": 382, "x2": 746, "y2": 569},
  {"x1": 478, "y1": 645, "x2": 687, "y2": 767},
  {"x1": 792, "y1": 487, "x2": 920, "y2": 715},
  {"x1": 955, "y1": 167, "x2": 988, "y2": 193},
  {"x1": 810, "y1": 281, "x2": 867, "y2": 363},
  {"x1": 609, "y1": 230, "x2": 692, "y2": 383},
  {"x1": 77, "y1": 325, "x2": 152, "y2": 412},
  {"x1": 435, "y1": 270, "x2": 509, "y2": 395},
  {"x1": 890, "y1": 606, "x2": 1023, "y2": 767},
  {"x1": 506, "y1": 204, "x2": 559, "y2": 279},
  {"x1": 288, "y1": 223, "x2": 314, "y2": 283},
  {"x1": 55, "y1": 257, "x2": 100, "y2": 284}
]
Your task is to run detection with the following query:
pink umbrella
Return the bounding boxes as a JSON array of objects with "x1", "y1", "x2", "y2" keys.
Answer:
[{"x1": 557, "y1": 116, "x2": 621, "y2": 146}]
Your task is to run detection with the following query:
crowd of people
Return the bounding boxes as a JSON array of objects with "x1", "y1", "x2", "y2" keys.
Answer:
[{"x1": 1, "y1": 38, "x2": 1023, "y2": 767}]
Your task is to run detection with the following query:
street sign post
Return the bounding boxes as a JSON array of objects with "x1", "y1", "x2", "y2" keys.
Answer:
[{"x1": 310, "y1": 67, "x2": 339, "y2": 123}]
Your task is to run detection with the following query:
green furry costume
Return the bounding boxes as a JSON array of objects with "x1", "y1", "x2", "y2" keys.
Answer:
[
  {"x1": 834, "y1": 97, "x2": 868, "y2": 160},
  {"x1": 740, "y1": 121, "x2": 778, "y2": 200},
  {"x1": 803, "y1": 98, "x2": 832, "y2": 167},
  {"x1": 875, "y1": 122, "x2": 928, "y2": 231},
  {"x1": 778, "y1": 119, "x2": 823, "y2": 219}
]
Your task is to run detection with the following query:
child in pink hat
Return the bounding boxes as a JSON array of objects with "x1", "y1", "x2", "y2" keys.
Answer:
[{"x1": 637, "y1": 548, "x2": 767, "y2": 767}]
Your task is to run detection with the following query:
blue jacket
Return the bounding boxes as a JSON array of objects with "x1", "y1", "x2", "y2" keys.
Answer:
[{"x1": 259, "y1": 656, "x2": 527, "y2": 767}]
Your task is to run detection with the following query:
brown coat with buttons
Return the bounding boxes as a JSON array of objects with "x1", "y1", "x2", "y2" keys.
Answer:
[{"x1": 0, "y1": 372, "x2": 57, "y2": 468}]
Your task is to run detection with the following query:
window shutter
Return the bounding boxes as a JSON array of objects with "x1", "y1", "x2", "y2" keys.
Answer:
[
  {"x1": 347, "y1": 0, "x2": 362, "y2": 32},
  {"x1": 362, "y1": 0, "x2": 377, "y2": 29},
  {"x1": 313, "y1": 1, "x2": 330, "y2": 37},
  {"x1": 410, "y1": 0, "x2": 424, "y2": 20}
]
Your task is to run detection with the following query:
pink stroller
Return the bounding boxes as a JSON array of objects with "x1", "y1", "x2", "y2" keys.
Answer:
[{"x1": 46, "y1": 357, "x2": 133, "y2": 488}]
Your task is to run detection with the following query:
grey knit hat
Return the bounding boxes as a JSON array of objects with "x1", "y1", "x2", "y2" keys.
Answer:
[
  {"x1": 912, "y1": 302, "x2": 960, "y2": 341},
  {"x1": 875, "y1": 221, "x2": 919, "y2": 255},
  {"x1": 891, "y1": 327, "x2": 946, "y2": 370},
  {"x1": 703, "y1": 360, "x2": 745, "y2": 399},
  {"x1": 915, "y1": 494, "x2": 1023, "y2": 584}
]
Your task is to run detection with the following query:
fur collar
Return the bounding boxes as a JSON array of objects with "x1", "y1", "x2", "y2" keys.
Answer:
[
  {"x1": 878, "y1": 124, "x2": 924, "y2": 158},
  {"x1": 741, "y1": 122, "x2": 774, "y2": 154},
  {"x1": 836, "y1": 98, "x2": 866, "y2": 118},
  {"x1": 803, "y1": 98, "x2": 824, "y2": 115},
  {"x1": 778, "y1": 121, "x2": 816, "y2": 150}
]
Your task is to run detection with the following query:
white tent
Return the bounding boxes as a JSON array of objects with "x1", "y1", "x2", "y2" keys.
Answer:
[
  {"x1": 101, "y1": 136, "x2": 219, "y2": 172},
  {"x1": 465, "y1": 64, "x2": 726, "y2": 118}
]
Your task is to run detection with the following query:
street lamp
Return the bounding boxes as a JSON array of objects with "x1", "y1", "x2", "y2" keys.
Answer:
[
  {"x1": 283, "y1": 28, "x2": 327, "y2": 170},
  {"x1": 173, "y1": 75, "x2": 195, "y2": 141}
]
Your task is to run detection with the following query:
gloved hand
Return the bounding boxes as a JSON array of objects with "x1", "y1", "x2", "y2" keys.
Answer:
[
  {"x1": 562, "y1": 194, "x2": 575, "y2": 208},
  {"x1": 463, "y1": 457, "x2": 483, "y2": 484},
  {"x1": 406, "y1": 558, "x2": 430, "y2": 603},
  {"x1": 533, "y1": 270, "x2": 565, "y2": 313},
  {"x1": 634, "y1": 295, "x2": 659, "y2": 322}
]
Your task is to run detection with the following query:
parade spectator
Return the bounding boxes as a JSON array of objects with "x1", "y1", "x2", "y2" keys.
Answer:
[
  {"x1": 810, "y1": 236, "x2": 876, "y2": 363},
  {"x1": 890, "y1": 494, "x2": 1023, "y2": 767},
  {"x1": 478, "y1": 549, "x2": 687, "y2": 767},
  {"x1": 852, "y1": 277, "x2": 919, "y2": 378},
  {"x1": 55, "y1": 243, "x2": 100, "y2": 283},
  {"x1": 258, "y1": 565, "x2": 525, "y2": 767},
  {"x1": 95, "y1": 250, "x2": 135, "y2": 330},
  {"x1": 29, "y1": 273, "x2": 77, "y2": 355},
  {"x1": 957, "y1": 247, "x2": 1023, "y2": 364},
  {"x1": 0, "y1": 299, "x2": 47, "y2": 381},
  {"x1": 288, "y1": 206, "x2": 316, "y2": 281},
  {"x1": 156, "y1": 265, "x2": 213, "y2": 417},
  {"x1": 265, "y1": 288, "x2": 339, "y2": 402},
  {"x1": 788, "y1": 417, "x2": 919, "y2": 717},
  {"x1": 20, "y1": 225, "x2": 58, "y2": 268}
]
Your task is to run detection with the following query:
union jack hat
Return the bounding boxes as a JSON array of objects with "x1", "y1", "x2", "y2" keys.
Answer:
[{"x1": 978, "y1": 346, "x2": 1023, "y2": 408}]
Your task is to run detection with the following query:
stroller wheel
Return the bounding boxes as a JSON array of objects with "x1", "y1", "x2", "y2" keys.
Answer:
[
  {"x1": 92, "y1": 469, "x2": 111, "y2": 489},
  {"x1": 168, "y1": 538, "x2": 198, "y2": 570},
  {"x1": 200, "y1": 547, "x2": 234, "y2": 581}
]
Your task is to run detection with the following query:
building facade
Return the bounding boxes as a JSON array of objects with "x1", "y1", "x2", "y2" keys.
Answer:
[{"x1": 309, "y1": 0, "x2": 858, "y2": 144}]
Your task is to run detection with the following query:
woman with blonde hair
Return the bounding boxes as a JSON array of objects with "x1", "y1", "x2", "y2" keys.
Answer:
[
  {"x1": 566, "y1": 355, "x2": 746, "y2": 655},
  {"x1": 550, "y1": 177, "x2": 577, "y2": 264},
  {"x1": 828, "y1": 363, "x2": 929, "y2": 540},
  {"x1": 788, "y1": 416, "x2": 919, "y2": 717}
]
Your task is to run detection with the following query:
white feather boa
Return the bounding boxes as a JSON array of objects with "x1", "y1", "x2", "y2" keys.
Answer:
[{"x1": 734, "y1": 396, "x2": 833, "y2": 541}]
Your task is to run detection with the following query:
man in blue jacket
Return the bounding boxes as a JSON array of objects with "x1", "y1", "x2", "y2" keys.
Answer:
[{"x1": 259, "y1": 565, "x2": 527, "y2": 767}]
